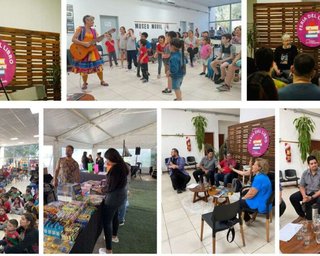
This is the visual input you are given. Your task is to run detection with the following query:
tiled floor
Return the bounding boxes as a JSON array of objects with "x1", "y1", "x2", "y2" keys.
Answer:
[
  {"x1": 280, "y1": 185, "x2": 301, "y2": 228},
  {"x1": 162, "y1": 170, "x2": 275, "y2": 254},
  {"x1": 67, "y1": 57, "x2": 241, "y2": 101}
]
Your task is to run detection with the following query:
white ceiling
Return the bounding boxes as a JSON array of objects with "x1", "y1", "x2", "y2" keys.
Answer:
[
  {"x1": 0, "y1": 109, "x2": 38, "y2": 146},
  {"x1": 184, "y1": 0, "x2": 241, "y2": 7},
  {"x1": 44, "y1": 109, "x2": 157, "y2": 148},
  {"x1": 174, "y1": 108, "x2": 240, "y2": 116}
]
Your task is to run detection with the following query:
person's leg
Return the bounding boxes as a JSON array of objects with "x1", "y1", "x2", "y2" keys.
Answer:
[
  {"x1": 158, "y1": 55, "x2": 163, "y2": 76},
  {"x1": 280, "y1": 200, "x2": 286, "y2": 217},
  {"x1": 112, "y1": 209, "x2": 120, "y2": 238},
  {"x1": 187, "y1": 48, "x2": 194, "y2": 66},
  {"x1": 118, "y1": 198, "x2": 128, "y2": 224},
  {"x1": 137, "y1": 61, "x2": 141, "y2": 77},
  {"x1": 224, "y1": 64, "x2": 238, "y2": 87},
  {"x1": 81, "y1": 74, "x2": 88, "y2": 88},
  {"x1": 182, "y1": 174, "x2": 191, "y2": 189},
  {"x1": 97, "y1": 71, "x2": 108, "y2": 86},
  {"x1": 120, "y1": 50, "x2": 124, "y2": 67},
  {"x1": 239, "y1": 199, "x2": 252, "y2": 222},
  {"x1": 174, "y1": 89, "x2": 182, "y2": 101},
  {"x1": 113, "y1": 52, "x2": 118, "y2": 65},
  {"x1": 289, "y1": 191, "x2": 305, "y2": 218},
  {"x1": 141, "y1": 64, "x2": 148, "y2": 81},
  {"x1": 102, "y1": 203, "x2": 118, "y2": 251},
  {"x1": 214, "y1": 173, "x2": 223, "y2": 187},
  {"x1": 220, "y1": 62, "x2": 229, "y2": 80},
  {"x1": 211, "y1": 60, "x2": 220, "y2": 79},
  {"x1": 170, "y1": 173, "x2": 178, "y2": 190},
  {"x1": 127, "y1": 51, "x2": 132, "y2": 70},
  {"x1": 108, "y1": 52, "x2": 113, "y2": 67},
  {"x1": 132, "y1": 51, "x2": 138, "y2": 68},
  {"x1": 192, "y1": 169, "x2": 204, "y2": 183},
  {"x1": 223, "y1": 173, "x2": 231, "y2": 187},
  {"x1": 146, "y1": 63, "x2": 149, "y2": 81},
  {"x1": 207, "y1": 171, "x2": 215, "y2": 185}
]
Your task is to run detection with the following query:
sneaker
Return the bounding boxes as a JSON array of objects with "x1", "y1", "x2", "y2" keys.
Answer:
[
  {"x1": 190, "y1": 63, "x2": 194, "y2": 67},
  {"x1": 213, "y1": 74, "x2": 220, "y2": 82},
  {"x1": 177, "y1": 189, "x2": 182, "y2": 194},
  {"x1": 157, "y1": 74, "x2": 161, "y2": 79},
  {"x1": 119, "y1": 221, "x2": 125, "y2": 226},
  {"x1": 205, "y1": 74, "x2": 208, "y2": 77},
  {"x1": 137, "y1": 74, "x2": 141, "y2": 78},
  {"x1": 112, "y1": 236, "x2": 119, "y2": 243},
  {"x1": 140, "y1": 77, "x2": 145, "y2": 80},
  {"x1": 292, "y1": 216, "x2": 306, "y2": 224},
  {"x1": 142, "y1": 79, "x2": 148, "y2": 83},
  {"x1": 217, "y1": 84, "x2": 230, "y2": 91},
  {"x1": 199, "y1": 72, "x2": 205, "y2": 75},
  {"x1": 215, "y1": 78, "x2": 224, "y2": 84},
  {"x1": 99, "y1": 248, "x2": 107, "y2": 254},
  {"x1": 162, "y1": 88, "x2": 172, "y2": 94}
]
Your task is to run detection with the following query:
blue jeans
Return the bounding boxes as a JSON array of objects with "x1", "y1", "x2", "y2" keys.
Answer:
[
  {"x1": 118, "y1": 198, "x2": 129, "y2": 222},
  {"x1": 214, "y1": 173, "x2": 231, "y2": 187},
  {"x1": 158, "y1": 54, "x2": 163, "y2": 75}
]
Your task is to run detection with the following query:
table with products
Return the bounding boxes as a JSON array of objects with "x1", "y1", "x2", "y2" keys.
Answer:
[{"x1": 44, "y1": 180, "x2": 105, "y2": 254}]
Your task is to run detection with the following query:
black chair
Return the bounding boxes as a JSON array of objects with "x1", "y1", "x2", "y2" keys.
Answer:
[
  {"x1": 186, "y1": 156, "x2": 197, "y2": 169},
  {"x1": 200, "y1": 201, "x2": 245, "y2": 253},
  {"x1": 279, "y1": 170, "x2": 285, "y2": 183},
  {"x1": 242, "y1": 191, "x2": 275, "y2": 242},
  {"x1": 96, "y1": 45, "x2": 108, "y2": 62},
  {"x1": 284, "y1": 169, "x2": 300, "y2": 187}
]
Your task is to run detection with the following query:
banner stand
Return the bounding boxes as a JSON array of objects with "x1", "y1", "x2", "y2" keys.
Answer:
[{"x1": 0, "y1": 78, "x2": 10, "y2": 101}]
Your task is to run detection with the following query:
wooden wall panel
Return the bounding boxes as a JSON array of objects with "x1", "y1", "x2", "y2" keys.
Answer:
[
  {"x1": 253, "y1": 2, "x2": 320, "y2": 72},
  {"x1": 0, "y1": 27, "x2": 60, "y2": 100},
  {"x1": 228, "y1": 116, "x2": 275, "y2": 172}
]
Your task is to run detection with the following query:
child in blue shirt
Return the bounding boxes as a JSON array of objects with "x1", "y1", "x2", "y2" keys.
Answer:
[{"x1": 168, "y1": 38, "x2": 186, "y2": 101}]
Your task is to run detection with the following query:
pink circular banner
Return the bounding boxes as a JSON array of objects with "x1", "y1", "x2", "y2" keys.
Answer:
[
  {"x1": 297, "y1": 12, "x2": 320, "y2": 48},
  {"x1": 247, "y1": 127, "x2": 270, "y2": 157},
  {"x1": 0, "y1": 40, "x2": 16, "y2": 86}
]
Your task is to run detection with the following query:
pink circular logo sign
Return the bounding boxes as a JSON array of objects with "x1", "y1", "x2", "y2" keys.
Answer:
[
  {"x1": 297, "y1": 12, "x2": 320, "y2": 48},
  {"x1": 247, "y1": 127, "x2": 270, "y2": 157},
  {"x1": 0, "y1": 40, "x2": 16, "y2": 86}
]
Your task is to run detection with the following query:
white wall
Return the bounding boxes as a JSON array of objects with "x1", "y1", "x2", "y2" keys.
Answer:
[
  {"x1": 240, "y1": 109, "x2": 275, "y2": 123},
  {"x1": 66, "y1": 0, "x2": 208, "y2": 47},
  {"x1": 161, "y1": 109, "x2": 239, "y2": 171},
  {"x1": 280, "y1": 109, "x2": 320, "y2": 177},
  {"x1": 1, "y1": 0, "x2": 61, "y2": 33}
]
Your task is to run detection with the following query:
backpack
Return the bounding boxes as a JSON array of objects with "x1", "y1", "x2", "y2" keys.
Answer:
[{"x1": 232, "y1": 178, "x2": 242, "y2": 193}]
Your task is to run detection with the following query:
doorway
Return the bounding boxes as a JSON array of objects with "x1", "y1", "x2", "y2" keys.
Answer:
[
  {"x1": 100, "y1": 15, "x2": 119, "y2": 61},
  {"x1": 180, "y1": 21, "x2": 187, "y2": 33},
  {"x1": 204, "y1": 132, "x2": 214, "y2": 155},
  {"x1": 188, "y1": 22, "x2": 194, "y2": 32}
]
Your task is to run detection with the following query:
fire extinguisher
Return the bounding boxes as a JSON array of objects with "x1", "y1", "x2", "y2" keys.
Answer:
[
  {"x1": 285, "y1": 143, "x2": 291, "y2": 162},
  {"x1": 186, "y1": 137, "x2": 191, "y2": 152}
]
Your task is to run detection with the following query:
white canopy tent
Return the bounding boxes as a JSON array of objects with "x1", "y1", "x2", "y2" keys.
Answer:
[{"x1": 44, "y1": 109, "x2": 157, "y2": 174}]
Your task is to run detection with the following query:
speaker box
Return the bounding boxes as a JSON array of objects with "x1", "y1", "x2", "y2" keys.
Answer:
[{"x1": 135, "y1": 147, "x2": 141, "y2": 155}]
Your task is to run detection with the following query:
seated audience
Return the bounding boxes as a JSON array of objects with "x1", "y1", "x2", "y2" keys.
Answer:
[
  {"x1": 192, "y1": 149, "x2": 217, "y2": 185},
  {"x1": 273, "y1": 33, "x2": 298, "y2": 84},
  {"x1": 214, "y1": 153, "x2": 237, "y2": 187},
  {"x1": 278, "y1": 54, "x2": 320, "y2": 100},
  {"x1": 0, "y1": 207, "x2": 8, "y2": 230},
  {"x1": 0, "y1": 219, "x2": 20, "y2": 250},
  {"x1": 11, "y1": 197, "x2": 24, "y2": 215},
  {"x1": 5, "y1": 213, "x2": 38, "y2": 253},
  {"x1": 290, "y1": 155, "x2": 320, "y2": 223},
  {"x1": 166, "y1": 148, "x2": 191, "y2": 194},
  {"x1": 2, "y1": 195, "x2": 11, "y2": 213},
  {"x1": 247, "y1": 71, "x2": 278, "y2": 100},
  {"x1": 239, "y1": 158, "x2": 272, "y2": 225}
]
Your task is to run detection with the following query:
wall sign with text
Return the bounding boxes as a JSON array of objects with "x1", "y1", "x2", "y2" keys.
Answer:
[
  {"x1": 247, "y1": 127, "x2": 270, "y2": 157},
  {"x1": 297, "y1": 12, "x2": 320, "y2": 48},
  {"x1": 0, "y1": 40, "x2": 16, "y2": 86}
]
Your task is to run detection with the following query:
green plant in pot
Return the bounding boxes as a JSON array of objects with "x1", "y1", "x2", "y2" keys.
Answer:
[
  {"x1": 192, "y1": 115, "x2": 208, "y2": 152},
  {"x1": 293, "y1": 116, "x2": 316, "y2": 163}
]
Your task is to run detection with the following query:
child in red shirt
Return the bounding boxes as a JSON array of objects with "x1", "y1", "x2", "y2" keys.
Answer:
[
  {"x1": 105, "y1": 33, "x2": 118, "y2": 68},
  {"x1": 0, "y1": 219, "x2": 20, "y2": 249},
  {"x1": 0, "y1": 208, "x2": 9, "y2": 230},
  {"x1": 139, "y1": 39, "x2": 149, "y2": 83},
  {"x1": 2, "y1": 195, "x2": 11, "y2": 213},
  {"x1": 155, "y1": 35, "x2": 166, "y2": 79}
]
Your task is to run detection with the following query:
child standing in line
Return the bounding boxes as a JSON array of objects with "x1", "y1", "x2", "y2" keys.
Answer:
[
  {"x1": 136, "y1": 32, "x2": 151, "y2": 78},
  {"x1": 139, "y1": 39, "x2": 149, "y2": 83},
  {"x1": 168, "y1": 38, "x2": 186, "y2": 101},
  {"x1": 126, "y1": 29, "x2": 138, "y2": 71},
  {"x1": 162, "y1": 31, "x2": 177, "y2": 94},
  {"x1": 155, "y1": 35, "x2": 166, "y2": 79},
  {"x1": 199, "y1": 37, "x2": 212, "y2": 76},
  {"x1": 105, "y1": 33, "x2": 118, "y2": 68},
  {"x1": 117, "y1": 26, "x2": 127, "y2": 68},
  {"x1": 0, "y1": 219, "x2": 20, "y2": 250}
]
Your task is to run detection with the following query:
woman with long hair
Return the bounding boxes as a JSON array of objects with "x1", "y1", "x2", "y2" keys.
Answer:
[{"x1": 99, "y1": 148, "x2": 128, "y2": 254}]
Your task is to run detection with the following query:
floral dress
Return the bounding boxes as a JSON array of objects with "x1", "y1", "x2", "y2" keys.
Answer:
[{"x1": 58, "y1": 157, "x2": 80, "y2": 185}]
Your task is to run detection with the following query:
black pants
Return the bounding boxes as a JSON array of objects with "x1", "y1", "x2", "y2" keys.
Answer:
[
  {"x1": 141, "y1": 63, "x2": 149, "y2": 81},
  {"x1": 127, "y1": 50, "x2": 137, "y2": 70},
  {"x1": 102, "y1": 189, "x2": 126, "y2": 250},
  {"x1": 108, "y1": 51, "x2": 118, "y2": 67},
  {"x1": 187, "y1": 47, "x2": 198, "y2": 65},
  {"x1": 192, "y1": 169, "x2": 215, "y2": 185},
  {"x1": 170, "y1": 171, "x2": 191, "y2": 190},
  {"x1": 289, "y1": 191, "x2": 320, "y2": 220},
  {"x1": 239, "y1": 199, "x2": 256, "y2": 222},
  {"x1": 280, "y1": 200, "x2": 286, "y2": 217}
]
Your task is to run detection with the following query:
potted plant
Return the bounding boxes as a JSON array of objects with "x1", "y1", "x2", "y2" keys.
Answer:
[
  {"x1": 192, "y1": 115, "x2": 208, "y2": 152},
  {"x1": 293, "y1": 116, "x2": 316, "y2": 163},
  {"x1": 247, "y1": 24, "x2": 257, "y2": 58},
  {"x1": 47, "y1": 63, "x2": 61, "y2": 100}
]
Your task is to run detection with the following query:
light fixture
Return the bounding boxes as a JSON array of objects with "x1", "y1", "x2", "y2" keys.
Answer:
[
  {"x1": 34, "y1": 135, "x2": 39, "y2": 138},
  {"x1": 10, "y1": 138, "x2": 18, "y2": 141},
  {"x1": 18, "y1": 142, "x2": 24, "y2": 144}
]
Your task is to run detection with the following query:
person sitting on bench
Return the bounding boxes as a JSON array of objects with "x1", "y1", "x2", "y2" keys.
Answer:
[{"x1": 192, "y1": 149, "x2": 217, "y2": 185}]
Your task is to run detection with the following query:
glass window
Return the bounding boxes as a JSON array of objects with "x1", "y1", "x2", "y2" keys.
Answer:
[
  {"x1": 61, "y1": 147, "x2": 92, "y2": 170},
  {"x1": 231, "y1": 3, "x2": 241, "y2": 20},
  {"x1": 44, "y1": 145, "x2": 53, "y2": 174}
]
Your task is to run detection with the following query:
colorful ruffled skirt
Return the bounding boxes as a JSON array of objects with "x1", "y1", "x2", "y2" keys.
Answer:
[{"x1": 72, "y1": 48, "x2": 104, "y2": 75}]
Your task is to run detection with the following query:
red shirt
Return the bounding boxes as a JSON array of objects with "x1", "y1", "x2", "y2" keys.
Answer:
[
  {"x1": 0, "y1": 213, "x2": 8, "y2": 222},
  {"x1": 3, "y1": 201, "x2": 11, "y2": 213},
  {"x1": 105, "y1": 40, "x2": 115, "y2": 53},
  {"x1": 220, "y1": 159, "x2": 236, "y2": 174},
  {"x1": 139, "y1": 46, "x2": 149, "y2": 64},
  {"x1": 157, "y1": 43, "x2": 165, "y2": 53}
]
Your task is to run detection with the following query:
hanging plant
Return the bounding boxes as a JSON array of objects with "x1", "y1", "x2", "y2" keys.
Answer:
[
  {"x1": 192, "y1": 115, "x2": 208, "y2": 152},
  {"x1": 293, "y1": 116, "x2": 316, "y2": 163}
]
